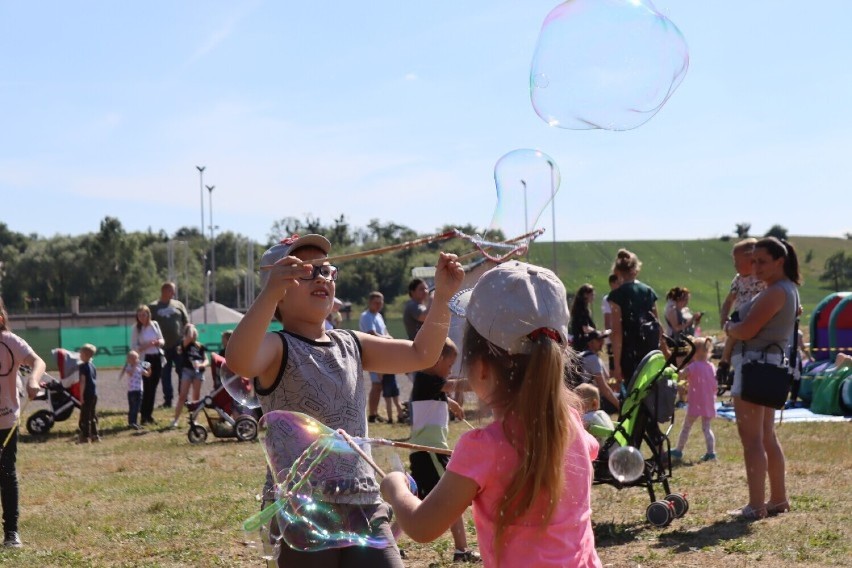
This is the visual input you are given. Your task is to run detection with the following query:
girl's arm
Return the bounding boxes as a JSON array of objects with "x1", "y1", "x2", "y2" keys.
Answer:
[
  {"x1": 359, "y1": 253, "x2": 463, "y2": 374},
  {"x1": 226, "y1": 256, "x2": 312, "y2": 387},
  {"x1": 724, "y1": 287, "x2": 785, "y2": 341},
  {"x1": 720, "y1": 290, "x2": 736, "y2": 327},
  {"x1": 380, "y1": 470, "x2": 478, "y2": 543},
  {"x1": 24, "y1": 353, "x2": 46, "y2": 400}
]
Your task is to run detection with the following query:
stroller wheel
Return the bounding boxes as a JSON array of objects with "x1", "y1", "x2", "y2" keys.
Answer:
[
  {"x1": 665, "y1": 493, "x2": 689, "y2": 518},
  {"x1": 235, "y1": 416, "x2": 259, "y2": 442},
  {"x1": 646, "y1": 500, "x2": 674, "y2": 527},
  {"x1": 188, "y1": 425, "x2": 208, "y2": 444},
  {"x1": 26, "y1": 410, "x2": 55, "y2": 435}
]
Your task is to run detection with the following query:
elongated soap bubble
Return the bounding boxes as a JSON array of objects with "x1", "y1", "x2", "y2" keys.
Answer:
[
  {"x1": 608, "y1": 445, "x2": 645, "y2": 482},
  {"x1": 530, "y1": 0, "x2": 689, "y2": 130},
  {"x1": 488, "y1": 149, "x2": 560, "y2": 243}
]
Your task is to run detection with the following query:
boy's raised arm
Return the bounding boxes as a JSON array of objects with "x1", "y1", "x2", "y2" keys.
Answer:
[{"x1": 360, "y1": 253, "x2": 463, "y2": 373}]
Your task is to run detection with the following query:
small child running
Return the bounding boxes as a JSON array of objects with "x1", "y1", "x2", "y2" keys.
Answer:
[
  {"x1": 118, "y1": 350, "x2": 151, "y2": 430},
  {"x1": 409, "y1": 338, "x2": 480, "y2": 563},
  {"x1": 670, "y1": 337, "x2": 717, "y2": 462},
  {"x1": 381, "y1": 261, "x2": 602, "y2": 567}
]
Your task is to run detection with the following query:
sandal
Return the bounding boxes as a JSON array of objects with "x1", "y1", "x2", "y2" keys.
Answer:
[
  {"x1": 727, "y1": 504, "x2": 767, "y2": 520},
  {"x1": 766, "y1": 500, "x2": 790, "y2": 516}
]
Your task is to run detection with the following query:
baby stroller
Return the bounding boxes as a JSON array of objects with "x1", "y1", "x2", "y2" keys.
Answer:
[
  {"x1": 591, "y1": 337, "x2": 695, "y2": 528},
  {"x1": 185, "y1": 353, "x2": 258, "y2": 444},
  {"x1": 26, "y1": 348, "x2": 83, "y2": 436}
]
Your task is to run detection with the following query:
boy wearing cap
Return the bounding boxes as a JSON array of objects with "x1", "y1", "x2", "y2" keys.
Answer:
[
  {"x1": 579, "y1": 329, "x2": 620, "y2": 413},
  {"x1": 226, "y1": 234, "x2": 463, "y2": 567}
]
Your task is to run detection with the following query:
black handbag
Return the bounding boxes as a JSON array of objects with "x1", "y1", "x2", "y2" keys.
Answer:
[
  {"x1": 740, "y1": 344, "x2": 794, "y2": 409},
  {"x1": 740, "y1": 302, "x2": 799, "y2": 410}
]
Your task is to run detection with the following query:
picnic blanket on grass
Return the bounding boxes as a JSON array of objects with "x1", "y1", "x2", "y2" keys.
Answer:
[{"x1": 714, "y1": 401, "x2": 851, "y2": 423}]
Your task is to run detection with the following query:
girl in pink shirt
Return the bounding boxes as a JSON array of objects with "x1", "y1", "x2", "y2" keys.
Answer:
[
  {"x1": 381, "y1": 262, "x2": 602, "y2": 567},
  {"x1": 670, "y1": 337, "x2": 717, "y2": 462}
]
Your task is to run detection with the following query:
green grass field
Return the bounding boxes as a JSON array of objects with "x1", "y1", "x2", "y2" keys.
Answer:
[{"x1": 3, "y1": 403, "x2": 850, "y2": 567}]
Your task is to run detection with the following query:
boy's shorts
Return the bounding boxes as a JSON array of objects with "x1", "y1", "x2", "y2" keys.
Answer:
[
  {"x1": 381, "y1": 374, "x2": 399, "y2": 398},
  {"x1": 410, "y1": 451, "x2": 450, "y2": 499}
]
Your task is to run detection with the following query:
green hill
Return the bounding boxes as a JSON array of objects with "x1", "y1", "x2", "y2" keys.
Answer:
[
  {"x1": 343, "y1": 236, "x2": 852, "y2": 339},
  {"x1": 523, "y1": 236, "x2": 852, "y2": 335}
]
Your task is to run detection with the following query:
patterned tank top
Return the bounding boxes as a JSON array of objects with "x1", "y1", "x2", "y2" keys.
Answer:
[{"x1": 256, "y1": 329, "x2": 379, "y2": 505}]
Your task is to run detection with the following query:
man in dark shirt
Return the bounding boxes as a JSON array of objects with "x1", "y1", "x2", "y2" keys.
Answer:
[{"x1": 149, "y1": 282, "x2": 189, "y2": 408}]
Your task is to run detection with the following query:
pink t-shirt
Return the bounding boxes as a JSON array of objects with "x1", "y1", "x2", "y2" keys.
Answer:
[
  {"x1": 685, "y1": 360, "x2": 717, "y2": 418},
  {"x1": 446, "y1": 409, "x2": 602, "y2": 567},
  {"x1": 0, "y1": 331, "x2": 36, "y2": 429}
]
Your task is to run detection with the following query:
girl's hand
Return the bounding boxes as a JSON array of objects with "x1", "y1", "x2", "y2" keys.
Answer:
[
  {"x1": 432, "y1": 252, "x2": 464, "y2": 302},
  {"x1": 380, "y1": 471, "x2": 411, "y2": 503}
]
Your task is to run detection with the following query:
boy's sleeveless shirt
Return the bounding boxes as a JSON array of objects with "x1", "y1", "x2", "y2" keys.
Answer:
[{"x1": 257, "y1": 329, "x2": 379, "y2": 505}]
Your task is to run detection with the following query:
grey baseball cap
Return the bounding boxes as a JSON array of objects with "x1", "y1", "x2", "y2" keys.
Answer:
[
  {"x1": 453, "y1": 261, "x2": 569, "y2": 355},
  {"x1": 259, "y1": 234, "x2": 331, "y2": 287}
]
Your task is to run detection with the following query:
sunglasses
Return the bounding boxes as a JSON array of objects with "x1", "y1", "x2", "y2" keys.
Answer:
[{"x1": 299, "y1": 264, "x2": 339, "y2": 281}]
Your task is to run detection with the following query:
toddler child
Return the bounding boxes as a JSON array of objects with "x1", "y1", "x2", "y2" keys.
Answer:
[
  {"x1": 575, "y1": 383, "x2": 615, "y2": 443},
  {"x1": 77, "y1": 343, "x2": 99, "y2": 444},
  {"x1": 118, "y1": 350, "x2": 151, "y2": 430},
  {"x1": 408, "y1": 338, "x2": 479, "y2": 563},
  {"x1": 670, "y1": 337, "x2": 717, "y2": 462},
  {"x1": 225, "y1": 234, "x2": 464, "y2": 567},
  {"x1": 381, "y1": 261, "x2": 602, "y2": 567},
  {"x1": 718, "y1": 239, "x2": 766, "y2": 381}
]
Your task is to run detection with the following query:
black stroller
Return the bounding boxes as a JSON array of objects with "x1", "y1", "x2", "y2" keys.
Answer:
[
  {"x1": 184, "y1": 353, "x2": 259, "y2": 444},
  {"x1": 26, "y1": 348, "x2": 83, "y2": 436},
  {"x1": 591, "y1": 338, "x2": 695, "y2": 527}
]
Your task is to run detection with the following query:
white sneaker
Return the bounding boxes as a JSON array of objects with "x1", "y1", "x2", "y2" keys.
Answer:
[{"x1": 170, "y1": 419, "x2": 179, "y2": 429}]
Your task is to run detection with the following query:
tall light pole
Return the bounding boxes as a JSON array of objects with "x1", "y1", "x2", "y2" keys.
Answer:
[
  {"x1": 547, "y1": 160, "x2": 557, "y2": 275},
  {"x1": 207, "y1": 184, "x2": 216, "y2": 303},
  {"x1": 196, "y1": 166, "x2": 205, "y2": 241}
]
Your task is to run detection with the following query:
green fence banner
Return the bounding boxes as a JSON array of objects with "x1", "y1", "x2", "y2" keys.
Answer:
[{"x1": 19, "y1": 322, "x2": 283, "y2": 369}]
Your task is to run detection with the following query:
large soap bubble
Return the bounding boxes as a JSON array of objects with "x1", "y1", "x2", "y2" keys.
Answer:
[
  {"x1": 530, "y1": 0, "x2": 689, "y2": 130},
  {"x1": 608, "y1": 445, "x2": 645, "y2": 482}
]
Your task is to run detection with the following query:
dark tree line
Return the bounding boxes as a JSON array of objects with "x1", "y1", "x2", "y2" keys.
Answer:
[{"x1": 0, "y1": 216, "x2": 476, "y2": 313}]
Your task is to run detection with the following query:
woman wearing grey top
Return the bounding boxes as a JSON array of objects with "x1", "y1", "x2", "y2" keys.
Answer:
[{"x1": 723, "y1": 237, "x2": 800, "y2": 520}]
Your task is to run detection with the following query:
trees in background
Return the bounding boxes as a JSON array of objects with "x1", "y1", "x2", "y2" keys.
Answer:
[
  {"x1": 0, "y1": 215, "x2": 445, "y2": 313},
  {"x1": 820, "y1": 251, "x2": 852, "y2": 292}
]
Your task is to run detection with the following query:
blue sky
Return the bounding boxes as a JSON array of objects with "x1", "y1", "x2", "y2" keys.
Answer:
[{"x1": 1, "y1": 1, "x2": 850, "y2": 245}]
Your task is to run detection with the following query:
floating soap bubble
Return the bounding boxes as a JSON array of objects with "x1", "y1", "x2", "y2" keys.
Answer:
[
  {"x1": 243, "y1": 411, "x2": 425, "y2": 558},
  {"x1": 530, "y1": 0, "x2": 689, "y2": 130},
  {"x1": 220, "y1": 364, "x2": 260, "y2": 409},
  {"x1": 608, "y1": 445, "x2": 645, "y2": 482},
  {"x1": 488, "y1": 149, "x2": 560, "y2": 243}
]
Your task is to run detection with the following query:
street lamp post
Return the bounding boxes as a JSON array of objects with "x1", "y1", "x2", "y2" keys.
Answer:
[
  {"x1": 207, "y1": 184, "x2": 216, "y2": 303},
  {"x1": 547, "y1": 160, "x2": 557, "y2": 275},
  {"x1": 196, "y1": 166, "x2": 205, "y2": 241}
]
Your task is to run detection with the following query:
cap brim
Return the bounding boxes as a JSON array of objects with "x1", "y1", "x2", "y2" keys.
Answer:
[{"x1": 447, "y1": 288, "x2": 474, "y2": 318}]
